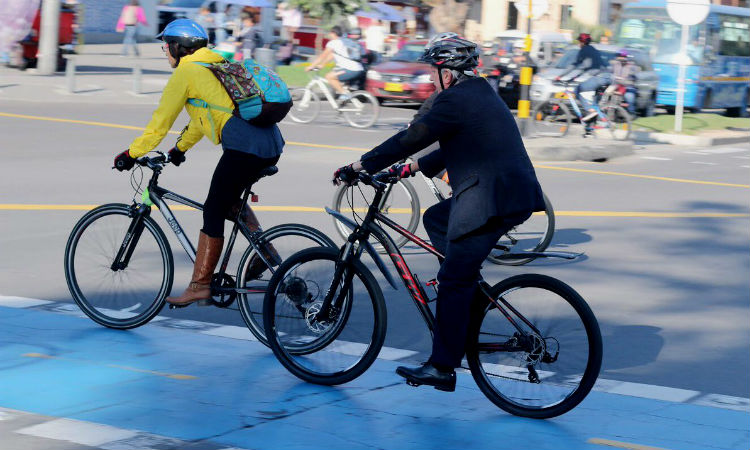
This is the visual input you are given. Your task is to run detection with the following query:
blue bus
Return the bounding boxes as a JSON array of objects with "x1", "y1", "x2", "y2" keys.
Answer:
[{"x1": 614, "y1": 0, "x2": 750, "y2": 116}]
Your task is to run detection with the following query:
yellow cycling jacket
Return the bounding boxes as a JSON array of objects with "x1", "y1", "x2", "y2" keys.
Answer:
[{"x1": 128, "y1": 48, "x2": 233, "y2": 157}]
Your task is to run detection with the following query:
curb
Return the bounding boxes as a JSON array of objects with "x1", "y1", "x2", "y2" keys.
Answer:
[
  {"x1": 632, "y1": 130, "x2": 749, "y2": 146},
  {"x1": 524, "y1": 135, "x2": 634, "y2": 162}
]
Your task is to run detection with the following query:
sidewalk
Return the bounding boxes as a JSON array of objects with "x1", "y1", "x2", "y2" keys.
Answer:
[{"x1": 0, "y1": 298, "x2": 748, "y2": 450}]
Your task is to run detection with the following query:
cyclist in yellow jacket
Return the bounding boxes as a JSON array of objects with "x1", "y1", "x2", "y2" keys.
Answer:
[{"x1": 114, "y1": 19, "x2": 284, "y2": 306}]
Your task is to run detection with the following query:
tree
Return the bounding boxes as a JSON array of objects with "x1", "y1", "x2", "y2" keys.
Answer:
[
  {"x1": 290, "y1": 0, "x2": 368, "y2": 27},
  {"x1": 422, "y1": 0, "x2": 471, "y2": 34}
]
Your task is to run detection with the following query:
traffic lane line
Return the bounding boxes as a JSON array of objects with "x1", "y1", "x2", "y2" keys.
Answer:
[
  {"x1": 0, "y1": 204, "x2": 748, "y2": 218},
  {"x1": 22, "y1": 352, "x2": 197, "y2": 380},
  {"x1": 2, "y1": 111, "x2": 748, "y2": 187},
  {"x1": 588, "y1": 438, "x2": 671, "y2": 450}
]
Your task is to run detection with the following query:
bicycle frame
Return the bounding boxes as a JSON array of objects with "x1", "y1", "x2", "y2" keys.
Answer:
[
  {"x1": 113, "y1": 157, "x2": 275, "y2": 288},
  {"x1": 304, "y1": 77, "x2": 340, "y2": 110},
  {"x1": 322, "y1": 175, "x2": 543, "y2": 342}
]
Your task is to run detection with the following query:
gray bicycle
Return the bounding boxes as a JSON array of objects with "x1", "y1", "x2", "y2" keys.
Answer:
[{"x1": 64, "y1": 152, "x2": 335, "y2": 346}]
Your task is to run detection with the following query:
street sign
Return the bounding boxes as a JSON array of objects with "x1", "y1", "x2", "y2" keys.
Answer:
[
  {"x1": 514, "y1": 0, "x2": 549, "y2": 19},
  {"x1": 666, "y1": 0, "x2": 710, "y2": 26},
  {"x1": 666, "y1": 0, "x2": 709, "y2": 132}
]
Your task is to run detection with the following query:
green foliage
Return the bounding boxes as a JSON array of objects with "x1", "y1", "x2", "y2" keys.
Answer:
[
  {"x1": 565, "y1": 18, "x2": 611, "y2": 44},
  {"x1": 290, "y1": 0, "x2": 368, "y2": 27}
]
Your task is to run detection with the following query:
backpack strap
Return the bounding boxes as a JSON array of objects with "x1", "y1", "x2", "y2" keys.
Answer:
[{"x1": 186, "y1": 98, "x2": 233, "y2": 138}]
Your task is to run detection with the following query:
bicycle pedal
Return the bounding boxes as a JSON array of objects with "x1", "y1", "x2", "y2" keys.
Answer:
[
  {"x1": 196, "y1": 299, "x2": 213, "y2": 307},
  {"x1": 406, "y1": 379, "x2": 422, "y2": 387},
  {"x1": 168, "y1": 303, "x2": 189, "y2": 309}
]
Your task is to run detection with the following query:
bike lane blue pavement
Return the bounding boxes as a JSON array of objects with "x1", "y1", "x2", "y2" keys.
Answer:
[{"x1": 1, "y1": 304, "x2": 748, "y2": 450}]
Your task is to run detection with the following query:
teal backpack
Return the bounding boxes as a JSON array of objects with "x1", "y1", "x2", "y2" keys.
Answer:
[{"x1": 188, "y1": 58, "x2": 292, "y2": 132}]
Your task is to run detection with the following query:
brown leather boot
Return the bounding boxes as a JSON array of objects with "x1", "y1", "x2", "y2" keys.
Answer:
[
  {"x1": 167, "y1": 231, "x2": 224, "y2": 306},
  {"x1": 230, "y1": 201, "x2": 281, "y2": 281}
]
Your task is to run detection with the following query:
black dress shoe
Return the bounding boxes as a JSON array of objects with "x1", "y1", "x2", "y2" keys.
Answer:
[{"x1": 396, "y1": 363, "x2": 456, "y2": 392}]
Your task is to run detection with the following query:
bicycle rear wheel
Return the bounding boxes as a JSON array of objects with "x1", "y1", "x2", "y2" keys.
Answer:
[
  {"x1": 237, "y1": 224, "x2": 336, "y2": 347},
  {"x1": 531, "y1": 100, "x2": 572, "y2": 137},
  {"x1": 486, "y1": 192, "x2": 555, "y2": 266},
  {"x1": 288, "y1": 88, "x2": 321, "y2": 123},
  {"x1": 341, "y1": 91, "x2": 379, "y2": 128},
  {"x1": 64, "y1": 203, "x2": 173, "y2": 329},
  {"x1": 263, "y1": 247, "x2": 387, "y2": 385},
  {"x1": 331, "y1": 179, "x2": 420, "y2": 251},
  {"x1": 466, "y1": 274, "x2": 602, "y2": 419},
  {"x1": 602, "y1": 105, "x2": 631, "y2": 140}
]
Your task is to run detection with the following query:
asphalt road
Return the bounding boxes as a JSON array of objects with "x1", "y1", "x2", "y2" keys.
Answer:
[{"x1": 1, "y1": 98, "x2": 748, "y2": 400}]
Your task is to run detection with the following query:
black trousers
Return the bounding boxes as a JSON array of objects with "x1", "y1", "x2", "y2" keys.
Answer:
[
  {"x1": 423, "y1": 199, "x2": 530, "y2": 368},
  {"x1": 202, "y1": 150, "x2": 279, "y2": 238}
]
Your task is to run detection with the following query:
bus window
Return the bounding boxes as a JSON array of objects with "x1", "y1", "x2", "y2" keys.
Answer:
[
  {"x1": 718, "y1": 15, "x2": 750, "y2": 57},
  {"x1": 615, "y1": 12, "x2": 704, "y2": 64}
]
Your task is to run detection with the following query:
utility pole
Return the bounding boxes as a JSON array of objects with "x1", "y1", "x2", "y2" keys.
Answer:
[
  {"x1": 38, "y1": 0, "x2": 62, "y2": 75},
  {"x1": 517, "y1": 0, "x2": 533, "y2": 136}
]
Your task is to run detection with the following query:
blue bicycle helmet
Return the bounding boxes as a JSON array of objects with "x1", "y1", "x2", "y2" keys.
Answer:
[{"x1": 156, "y1": 19, "x2": 208, "y2": 49}]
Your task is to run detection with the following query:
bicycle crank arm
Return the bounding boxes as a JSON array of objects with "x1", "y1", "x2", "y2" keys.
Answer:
[{"x1": 492, "y1": 251, "x2": 583, "y2": 260}]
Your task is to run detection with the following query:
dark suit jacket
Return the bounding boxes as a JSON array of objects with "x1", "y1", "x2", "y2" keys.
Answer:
[{"x1": 360, "y1": 77, "x2": 545, "y2": 241}]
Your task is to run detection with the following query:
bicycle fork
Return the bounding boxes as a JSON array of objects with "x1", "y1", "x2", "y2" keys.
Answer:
[{"x1": 111, "y1": 203, "x2": 150, "y2": 271}]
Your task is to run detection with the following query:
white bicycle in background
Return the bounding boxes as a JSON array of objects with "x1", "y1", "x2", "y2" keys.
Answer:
[{"x1": 287, "y1": 69, "x2": 380, "y2": 129}]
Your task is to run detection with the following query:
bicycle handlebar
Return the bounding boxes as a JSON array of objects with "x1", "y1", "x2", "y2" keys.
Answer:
[
  {"x1": 339, "y1": 170, "x2": 400, "y2": 189},
  {"x1": 135, "y1": 152, "x2": 169, "y2": 170}
]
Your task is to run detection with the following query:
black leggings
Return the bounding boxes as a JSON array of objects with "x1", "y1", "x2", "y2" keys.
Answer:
[{"x1": 202, "y1": 150, "x2": 279, "y2": 238}]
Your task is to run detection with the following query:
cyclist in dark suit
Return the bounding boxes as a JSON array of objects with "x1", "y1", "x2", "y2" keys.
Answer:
[{"x1": 332, "y1": 37, "x2": 545, "y2": 392}]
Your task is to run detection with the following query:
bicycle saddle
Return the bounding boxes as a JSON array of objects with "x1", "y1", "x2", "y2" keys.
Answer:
[{"x1": 259, "y1": 166, "x2": 278, "y2": 178}]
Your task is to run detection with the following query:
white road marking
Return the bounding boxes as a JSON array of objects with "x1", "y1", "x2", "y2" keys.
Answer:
[
  {"x1": 640, "y1": 156, "x2": 672, "y2": 161},
  {"x1": 2, "y1": 297, "x2": 748, "y2": 411},
  {"x1": 16, "y1": 418, "x2": 137, "y2": 447},
  {"x1": 698, "y1": 147, "x2": 748, "y2": 154},
  {"x1": 731, "y1": 156, "x2": 750, "y2": 160},
  {"x1": 689, "y1": 161, "x2": 718, "y2": 165},
  {"x1": 0, "y1": 295, "x2": 53, "y2": 308}
]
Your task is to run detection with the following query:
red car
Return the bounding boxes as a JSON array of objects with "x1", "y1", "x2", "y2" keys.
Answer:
[{"x1": 365, "y1": 40, "x2": 435, "y2": 103}]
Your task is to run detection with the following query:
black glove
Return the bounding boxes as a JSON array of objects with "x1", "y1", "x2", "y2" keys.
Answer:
[
  {"x1": 168, "y1": 147, "x2": 186, "y2": 167},
  {"x1": 114, "y1": 150, "x2": 136, "y2": 171},
  {"x1": 388, "y1": 163, "x2": 414, "y2": 179},
  {"x1": 332, "y1": 163, "x2": 357, "y2": 185}
]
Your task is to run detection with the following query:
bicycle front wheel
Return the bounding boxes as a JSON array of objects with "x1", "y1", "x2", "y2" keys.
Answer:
[
  {"x1": 531, "y1": 100, "x2": 572, "y2": 137},
  {"x1": 466, "y1": 274, "x2": 602, "y2": 419},
  {"x1": 288, "y1": 88, "x2": 321, "y2": 123},
  {"x1": 602, "y1": 105, "x2": 631, "y2": 140},
  {"x1": 237, "y1": 223, "x2": 336, "y2": 347},
  {"x1": 341, "y1": 91, "x2": 379, "y2": 128},
  {"x1": 263, "y1": 247, "x2": 387, "y2": 385},
  {"x1": 331, "y1": 178, "x2": 420, "y2": 251},
  {"x1": 487, "y1": 192, "x2": 555, "y2": 266},
  {"x1": 64, "y1": 203, "x2": 173, "y2": 329}
]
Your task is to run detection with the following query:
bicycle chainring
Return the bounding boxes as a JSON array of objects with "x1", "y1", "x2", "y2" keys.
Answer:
[{"x1": 211, "y1": 273, "x2": 237, "y2": 308}]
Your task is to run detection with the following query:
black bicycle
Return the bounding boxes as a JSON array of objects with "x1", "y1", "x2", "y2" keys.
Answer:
[
  {"x1": 64, "y1": 152, "x2": 335, "y2": 346},
  {"x1": 263, "y1": 171, "x2": 601, "y2": 419}
]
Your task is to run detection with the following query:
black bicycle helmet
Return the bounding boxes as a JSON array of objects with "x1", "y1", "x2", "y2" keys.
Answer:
[{"x1": 419, "y1": 37, "x2": 479, "y2": 71}]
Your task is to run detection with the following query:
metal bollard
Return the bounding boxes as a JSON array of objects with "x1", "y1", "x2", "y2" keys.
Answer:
[
  {"x1": 132, "y1": 63, "x2": 142, "y2": 95},
  {"x1": 65, "y1": 55, "x2": 75, "y2": 93},
  {"x1": 254, "y1": 48, "x2": 276, "y2": 70}
]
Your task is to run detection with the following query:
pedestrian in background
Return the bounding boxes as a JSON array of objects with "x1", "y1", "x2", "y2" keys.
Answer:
[
  {"x1": 238, "y1": 14, "x2": 262, "y2": 60},
  {"x1": 277, "y1": 2, "x2": 302, "y2": 42},
  {"x1": 365, "y1": 19, "x2": 386, "y2": 56},
  {"x1": 116, "y1": 0, "x2": 147, "y2": 57}
]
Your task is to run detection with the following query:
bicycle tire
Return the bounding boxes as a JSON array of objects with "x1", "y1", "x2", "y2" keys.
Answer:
[
  {"x1": 237, "y1": 223, "x2": 336, "y2": 347},
  {"x1": 465, "y1": 274, "x2": 602, "y2": 419},
  {"x1": 486, "y1": 192, "x2": 555, "y2": 266},
  {"x1": 64, "y1": 203, "x2": 173, "y2": 329},
  {"x1": 531, "y1": 100, "x2": 572, "y2": 137},
  {"x1": 602, "y1": 104, "x2": 632, "y2": 141},
  {"x1": 263, "y1": 247, "x2": 387, "y2": 385},
  {"x1": 288, "y1": 88, "x2": 321, "y2": 124},
  {"x1": 331, "y1": 178, "x2": 420, "y2": 252},
  {"x1": 341, "y1": 91, "x2": 380, "y2": 128}
]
